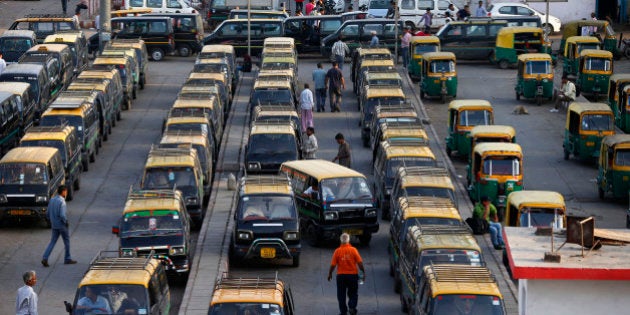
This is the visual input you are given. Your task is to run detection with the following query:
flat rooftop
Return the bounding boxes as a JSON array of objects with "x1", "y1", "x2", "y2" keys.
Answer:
[{"x1": 504, "y1": 227, "x2": 630, "y2": 281}]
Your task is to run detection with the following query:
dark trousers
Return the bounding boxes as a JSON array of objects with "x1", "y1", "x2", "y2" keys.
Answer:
[
  {"x1": 315, "y1": 88, "x2": 326, "y2": 111},
  {"x1": 336, "y1": 274, "x2": 358, "y2": 315},
  {"x1": 43, "y1": 226, "x2": 71, "y2": 261},
  {"x1": 61, "y1": 0, "x2": 68, "y2": 13},
  {"x1": 295, "y1": 1, "x2": 304, "y2": 12}
]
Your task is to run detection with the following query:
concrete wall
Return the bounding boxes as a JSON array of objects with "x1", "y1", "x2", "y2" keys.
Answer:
[
  {"x1": 519, "y1": 279, "x2": 630, "y2": 315},
  {"x1": 526, "y1": 0, "x2": 596, "y2": 24}
]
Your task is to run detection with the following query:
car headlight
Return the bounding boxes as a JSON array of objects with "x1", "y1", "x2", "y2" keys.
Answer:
[
  {"x1": 0, "y1": 194, "x2": 7, "y2": 203},
  {"x1": 121, "y1": 248, "x2": 137, "y2": 257},
  {"x1": 36, "y1": 195, "x2": 48, "y2": 203},
  {"x1": 283, "y1": 231, "x2": 299, "y2": 241},
  {"x1": 169, "y1": 246, "x2": 186, "y2": 256},
  {"x1": 365, "y1": 209, "x2": 377, "y2": 217},
  {"x1": 237, "y1": 230, "x2": 252, "y2": 240},
  {"x1": 186, "y1": 197, "x2": 199, "y2": 205},
  {"x1": 543, "y1": 79, "x2": 548, "y2": 83},
  {"x1": 247, "y1": 162, "x2": 260, "y2": 170},
  {"x1": 324, "y1": 211, "x2": 338, "y2": 221}
]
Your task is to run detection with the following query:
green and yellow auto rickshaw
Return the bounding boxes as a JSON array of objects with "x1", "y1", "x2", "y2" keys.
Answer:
[
  {"x1": 494, "y1": 27, "x2": 551, "y2": 69},
  {"x1": 564, "y1": 102, "x2": 614, "y2": 161},
  {"x1": 419, "y1": 52, "x2": 457, "y2": 104},
  {"x1": 467, "y1": 142, "x2": 523, "y2": 214},
  {"x1": 597, "y1": 134, "x2": 630, "y2": 200},
  {"x1": 469, "y1": 125, "x2": 516, "y2": 160},
  {"x1": 560, "y1": 20, "x2": 618, "y2": 58},
  {"x1": 576, "y1": 49, "x2": 613, "y2": 99},
  {"x1": 607, "y1": 74, "x2": 630, "y2": 132},
  {"x1": 562, "y1": 36, "x2": 601, "y2": 78},
  {"x1": 408, "y1": 36, "x2": 440, "y2": 80},
  {"x1": 504, "y1": 190, "x2": 565, "y2": 229},
  {"x1": 446, "y1": 100, "x2": 494, "y2": 158},
  {"x1": 514, "y1": 53, "x2": 554, "y2": 105}
]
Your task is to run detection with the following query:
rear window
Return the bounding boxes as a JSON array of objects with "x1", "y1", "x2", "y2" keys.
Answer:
[{"x1": 320, "y1": 20, "x2": 342, "y2": 33}]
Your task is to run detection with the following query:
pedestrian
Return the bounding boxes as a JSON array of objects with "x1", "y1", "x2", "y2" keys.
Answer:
[
  {"x1": 457, "y1": 5, "x2": 471, "y2": 20},
  {"x1": 369, "y1": 31, "x2": 379, "y2": 47},
  {"x1": 419, "y1": 9, "x2": 433, "y2": 34},
  {"x1": 347, "y1": 4, "x2": 353, "y2": 12},
  {"x1": 295, "y1": 0, "x2": 304, "y2": 14},
  {"x1": 0, "y1": 52, "x2": 6, "y2": 75},
  {"x1": 16, "y1": 271, "x2": 38, "y2": 315},
  {"x1": 305, "y1": 0, "x2": 316, "y2": 15},
  {"x1": 316, "y1": 0, "x2": 325, "y2": 12},
  {"x1": 300, "y1": 83, "x2": 314, "y2": 132},
  {"x1": 296, "y1": 9, "x2": 304, "y2": 16},
  {"x1": 475, "y1": 1, "x2": 487, "y2": 17},
  {"x1": 332, "y1": 133, "x2": 351, "y2": 168},
  {"x1": 75, "y1": 0, "x2": 88, "y2": 15},
  {"x1": 444, "y1": 11, "x2": 454, "y2": 23},
  {"x1": 552, "y1": 76, "x2": 576, "y2": 112},
  {"x1": 401, "y1": 26, "x2": 412, "y2": 68},
  {"x1": 473, "y1": 196, "x2": 505, "y2": 250},
  {"x1": 41, "y1": 185, "x2": 77, "y2": 267},
  {"x1": 331, "y1": 36, "x2": 350, "y2": 70},
  {"x1": 327, "y1": 233, "x2": 365, "y2": 315},
  {"x1": 312, "y1": 62, "x2": 327, "y2": 112},
  {"x1": 302, "y1": 127, "x2": 318, "y2": 159},
  {"x1": 72, "y1": 11, "x2": 81, "y2": 26},
  {"x1": 325, "y1": 62, "x2": 345, "y2": 112},
  {"x1": 445, "y1": 3, "x2": 456, "y2": 19},
  {"x1": 386, "y1": 0, "x2": 396, "y2": 19}
]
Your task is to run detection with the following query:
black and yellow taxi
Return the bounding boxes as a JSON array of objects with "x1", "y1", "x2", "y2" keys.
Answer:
[
  {"x1": 171, "y1": 95, "x2": 223, "y2": 152},
  {"x1": 68, "y1": 75, "x2": 124, "y2": 126},
  {"x1": 0, "y1": 82, "x2": 37, "y2": 132},
  {"x1": 208, "y1": 274, "x2": 295, "y2": 315},
  {"x1": 108, "y1": 39, "x2": 150, "y2": 89},
  {"x1": 230, "y1": 175, "x2": 301, "y2": 267},
  {"x1": 9, "y1": 14, "x2": 80, "y2": 43},
  {"x1": 390, "y1": 166, "x2": 456, "y2": 212},
  {"x1": 92, "y1": 53, "x2": 138, "y2": 102},
  {"x1": 359, "y1": 84, "x2": 405, "y2": 147},
  {"x1": 246, "y1": 120, "x2": 300, "y2": 174},
  {"x1": 44, "y1": 31, "x2": 89, "y2": 75},
  {"x1": 79, "y1": 66, "x2": 131, "y2": 111},
  {"x1": 19, "y1": 44, "x2": 74, "y2": 97}
]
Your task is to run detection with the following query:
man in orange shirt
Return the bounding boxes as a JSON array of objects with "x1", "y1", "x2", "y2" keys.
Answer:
[{"x1": 327, "y1": 233, "x2": 365, "y2": 315}]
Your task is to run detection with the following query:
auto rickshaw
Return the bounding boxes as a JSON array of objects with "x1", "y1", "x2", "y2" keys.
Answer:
[
  {"x1": 494, "y1": 27, "x2": 551, "y2": 69},
  {"x1": 560, "y1": 20, "x2": 618, "y2": 58},
  {"x1": 615, "y1": 85, "x2": 630, "y2": 135},
  {"x1": 446, "y1": 100, "x2": 494, "y2": 158},
  {"x1": 562, "y1": 36, "x2": 601, "y2": 78},
  {"x1": 419, "y1": 52, "x2": 457, "y2": 103},
  {"x1": 408, "y1": 36, "x2": 440, "y2": 80},
  {"x1": 504, "y1": 190, "x2": 565, "y2": 229},
  {"x1": 607, "y1": 74, "x2": 630, "y2": 132},
  {"x1": 514, "y1": 53, "x2": 554, "y2": 105},
  {"x1": 468, "y1": 125, "x2": 516, "y2": 161},
  {"x1": 563, "y1": 102, "x2": 614, "y2": 161},
  {"x1": 467, "y1": 143, "x2": 523, "y2": 215},
  {"x1": 575, "y1": 49, "x2": 613, "y2": 99},
  {"x1": 597, "y1": 134, "x2": 630, "y2": 200}
]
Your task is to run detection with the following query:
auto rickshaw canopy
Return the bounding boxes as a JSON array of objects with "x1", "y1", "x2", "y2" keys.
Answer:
[
  {"x1": 568, "y1": 102, "x2": 612, "y2": 115},
  {"x1": 564, "y1": 36, "x2": 601, "y2": 56},
  {"x1": 507, "y1": 190, "x2": 565, "y2": 211},
  {"x1": 422, "y1": 52, "x2": 456, "y2": 62},
  {"x1": 448, "y1": 99, "x2": 493, "y2": 111},
  {"x1": 579, "y1": 49, "x2": 613, "y2": 59},
  {"x1": 562, "y1": 20, "x2": 614, "y2": 39},
  {"x1": 411, "y1": 36, "x2": 440, "y2": 45},
  {"x1": 470, "y1": 125, "x2": 516, "y2": 140},
  {"x1": 517, "y1": 53, "x2": 553, "y2": 63},
  {"x1": 496, "y1": 26, "x2": 545, "y2": 49},
  {"x1": 473, "y1": 142, "x2": 522, "y2": 157},
  {"x1": 601, "y1": 134, "x2": 630, "y2": 149}
]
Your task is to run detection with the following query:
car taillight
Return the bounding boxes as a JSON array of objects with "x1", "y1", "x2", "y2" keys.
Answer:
[{"x1": 487, "y1": 12, "x2": 491, "y2": 16}]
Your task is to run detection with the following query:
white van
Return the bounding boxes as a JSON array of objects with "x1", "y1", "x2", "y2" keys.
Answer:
[
  {"x1": 398, "y1": 0, "x2": 458, "y2": 30},
  {"x1": 125, "y1": 0, "x2": 197, "y2": 13}
]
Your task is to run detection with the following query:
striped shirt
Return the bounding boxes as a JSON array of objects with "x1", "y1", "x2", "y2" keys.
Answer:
[{"x1": 332, "y1": 40, "x2": 350, "y2": 57}]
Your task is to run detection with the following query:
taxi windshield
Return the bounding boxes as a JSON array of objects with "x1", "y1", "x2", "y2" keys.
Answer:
[
  {"x1": 143, "y1": 167, "x2": 197, "y2": 189},
  {"x1": 39, "y1": 116, "x2": 84, "y2": 140},
  {"x1": 525, "y1": 60, "x2": 550, "y2": 74},
  {"x1": 581, "y1": 114, "x2": 613, "y2": 131},
  {"x1": 321, "y1": 177, "x2": 373, "y2": 202},
  {"x1": 404, "y1": 187, "x2": 454, "y2": 201},
  {"x1": 248, "y1": 134, "x2": 297, "y2": 156},
  {"x1": 584, "y1": 57, "x2": 611, "y2": 71},
  {"x1": 239, "y1": 195, "x2": 295, "y2": 221},
  {"x1": 614, "y1": 149, "x2": 630, "y2": 166},
  {"x1": 433, "y1": 294, "x2": 505, "y2": 315},
  {"x1": 73, "y1": 284, "x2": 148, "y2": 315},
  {"x1": 121, "y1": 210, "x2": 183, "y2": 234},
  {"x1": 208, "y1": 302, "x2": 284, "y2": 315},
  {"x1": 482, "y1": 157, "x2": 521, "y2": 176},
  {"x1": 430, "y1": 60, "x2": 455, "y2": 73},
  {"x1": 413, "y1": 44, "x2": 439, "y2": 54},
  {"x1": 0, "y1": 163, "x2": 48, "y2": 185},
  {"x1": 261, "y1": 62, "x2": 294, "y2": 70},
  {"x1": 0, "y1": 38, "x2": 33, "y2": 52},
  {"x1": 459, "y1": 110, "x2": 491, "y2": 127},
  {"x1": 367, "y1": 78, "x2": 401, "y2": 86},
  {"x1": 519, "y1": 208, "x2": 563, "y2": 228},
  {"x1": 193, "y1": 63, "x2": 228, "y2": 73},
  {"x1": 419, "y1": 250, "x2": 482, "y2": 269},
  {"x1": 251, "y1": 90, "x2": 293, "y2": 106},
  {"x1": 20, "y1": 140, "x2": 67, "y2": 164},
  {"x1": 0, "y1": 74, "x2": 40, "y2": 99}
]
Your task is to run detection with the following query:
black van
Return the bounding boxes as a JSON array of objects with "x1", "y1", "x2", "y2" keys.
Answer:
[
  {"x1": 0, "y1": 63, "x2": 51, "y2": 118},
  {"x1": 8, "y1": 14, "x2": 80, "y2": 43},
  {"x1": 0, "y1": 30, "x2": 37, "y2": 64},
  {"x1": 143, "y1": 13, "x2": 205, "y2": 57},
  {"x1": 203, "y1": 19, "x2": 284, "y2": 57},
  {"x1": 111, "y1": 16, "x2": 176, "y2": 61},
  {"x1": 0, "y1": 92, "x2": 22, "y2": 155},
  {"x1": 19, "y1": 44, "x2": 74, "y2": 96},
  {"x1": 283, "y1": 16, "x2": 343, "y2": 53},
  {"x1": 0, "y1": 82, "x2": 37, "y2": 132},
  {"x1": 321, "y1": 19, "x2": 404, "y2": 58}
]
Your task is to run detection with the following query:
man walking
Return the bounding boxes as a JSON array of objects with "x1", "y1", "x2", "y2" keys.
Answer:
[
  {"x1": 325, "y1": 62, "x2": 345, "y2": 112},
  {"x1": 16, "y1": 271, "x2": 38, "y2": 315},
  {"x1": 552, "y1": 76, "x2": 575, "y2": 112},
  {"x1": 302, "y1": 127, "x2": 318, "y2": 159},
  {"x1": 332, "y1": 133, "x2": 352, "y2": 168},
  {"x1": 401, "y1": 27, "x2": 412, "y2": 68},
  {"x1": 419, "y1": 9, "x2": 433, "y2": 34},
  {"x1": 475, "y1": 1, "x2": 487, "y2": 17},
  {"x1": 457, "y1": 5, "x2": 471, "y2": 20},
  {"x1": 331, "y1": 36, "x2": 350, "y2": 70},
  {"x1": 473, "y1": 196, "x2": 505, "y2": 250},
  {"x1": 305, "y1": 0, "x2": 316, "y2": 15},
  {"x1": 312, "y1": 62, "x2": 327, "y2": 112},
  {"x1": 328, "y1": 233, "x2": 365, "y2": 315},
  {"x1": 42, "y1": 185, "x2": 77, "y2": 267},
  {"x1": 300, "y1": 83, "x2": 314, "y2": 132}
]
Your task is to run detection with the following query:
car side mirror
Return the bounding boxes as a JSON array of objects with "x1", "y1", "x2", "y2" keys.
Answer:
[
  {"x1": 112, "y1": 225, "x2": 119, "y2": 235},
  {"x1": 64, "y1": 301, "x2": 73, "y2": 313}
]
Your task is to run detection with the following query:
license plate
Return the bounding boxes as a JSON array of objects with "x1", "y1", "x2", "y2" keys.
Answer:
[
  {"x1": 260, "y1": 247, "x2": 276, "y2": 259},
  {"x1": 343, "y1": 229, "x2": 363, "y2": 236},
  {"x1": 9, "y1": 209, "x2": 31, "y2": 216}
]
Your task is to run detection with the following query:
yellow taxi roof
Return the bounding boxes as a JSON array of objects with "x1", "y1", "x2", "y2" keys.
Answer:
[
  {"x1": 29, "y1": 43, "x2": 69, "y2": 53},
  {"x1": 166, "y1": 116, "x2": 208, "y2": 125},
  {"x1": 111, "y1": 8, "x2": 153, "y2": 16},
  {"x1": 79, "y1": 69, "x2": 117, "y2": 79},
  {"x1": 357, "y1": 47, "x2": 392, "y2": 56},
  {"x1": 160, "y1": 133, "x2": 208, "y2": 147},
  {"x1": 425, "y1": 264, "x2": 502, "y2": 298},
  {"x1": 473, "y1": 142, "x2": 522, "y2": 155},
  {"x1": 21, "y1": 125, "x2": 75, "y2": 142},
  {"x1": 398, "y1": 167, "x2": 454, "y2": 190},
  {"x1": 258, "y1": 69, "x2": 295, "y2": 77},
  {"x1": 172, "y1": 98, "x2": 217, "y2": 109},
  {"x1": 250, "y1": 123, "x2": 295, "y2": 135},
  {"x1": 15, "y1": 16, "x2": 74, "y2": 22},
  {"x1": 93, "y1": 56, "x2": 128, "y2": 64},
  {"x1": 78, "y1": 257, "x2": 161, "y2": 287},
  {"x1": 0, "y1": 147, "x2": 59, "y2": 164},
  {"x1": 210, "y1": 278, "x2": 285, "y2": 306},
  {"x1": 449, "y1": 100, "x2": 493, "y2": 110},
  {"x1": 382, "y1": 127, "x2": 429, "y2": 140},
  {"x1": 470, "y1": 125, "x2": 516, "y2": 138},
  {"x1": 365, "y1": 87, "x2": 404, "y2": 98},
  {"x1": 422, "y1": 52, "x2": 456, "y2": 60},
  {"x1": 507, "y1": 190, "x2": 565, "y2": 209},
  {"x1": 68, "y1": 81, "x2": 108, "y2": 91},
  {"x1": 517, "y1": 53, "x2": 553, "y2": 62},
  {"x1": 0, "y1": 82, "x2": 31, "y2": 95},
  {"x1": 408, "y1": 225, "x2": 479, "y2": 251},
  {"x1": 42, "y1": 107, "x2": 84, "y2": 117},
  {"x1": 281, "y1": 160, "x2": 365, "y2": 180},
  {"x1": 123, "y1": 196, "x2": 183, "y2": 214},
  {"x1": 360, "y1": 59, "x2": 395, "y2": 67},
  {"x1": 566, "y1": 36, "x2": 601, "y2": 44},
  {"x1": 264, "y1": 37, "x2": 295, "y2": 44},
  {"x1": 44, "y1": 33, "x2": 82, "y2": 44},
  {"x1": 145, "y1": 152, "x2": 196, "y2": 168},
  {"x1": 498, "y1": 26, "x2": 543, "y2": 35},
  {"x1": 568, "y1": 102, "x2": 612, "y2": 114},
  {"x1": 602, "y1": 134, "x2": 630, "y2": 148},
  {"x1": 188, "y1": 72, "x2": 226, "y2": 81},
  {"x1": 201, "y1": 45, "x2": 235, "y2": 54},
  {"x1": 382, "y1": 142, "x2": 434, "y2": 159},
  {"x1": 240, "y1": 175, "x2": 293, "y2": 195},
  {"x1": 253, "y1": 80, "x2": 292, "y2": 89},
  {"x1": 196, "y1": 58, "x2": 228, "y2": 65},
  {"x1": 411, "y1": 35, "x2": 440, "y2": 44},
  {"x1": 366, "y1": 71, "x2": 402, "y2": 80},
  {"x1": 580, "y1": 49, "x2": 613, "y2": 58},
  {"x1": 262, "y1": 56, "x2": 296, "y2": 63},
  {"x1": 399, "y1": 196, "x2": 461, "y2": 220}
]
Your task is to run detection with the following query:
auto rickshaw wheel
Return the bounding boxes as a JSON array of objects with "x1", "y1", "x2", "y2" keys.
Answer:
[
  {"x1": 394, "y1": 268, "x2": 402, "y2": 293},
  {"x1": 66, "y1": 184, "x2": 74, "y2": 202},
  {"x1": 576, "y1": 88, "x2": 581, "y2": 97},
  {"x1": 292, "y1": 254, "x2": 300, "y2": 267},
  {"x1": 536, "y1": 95, "x2": 543, "y2": 106},
  {"x1": 563, "y1": 149, "x2": 570, "y2": 160},
  {"x1": 515, "y1": 91, "x2": 520, "y2": 100},
  {"x1": 389, "y1": 259, "x2": 394, "y2": 277},
  {"x1": 440, "y1": 93, "x2": 446, "y2": 104},
  {"x1": 74, "y1": 175, "x2": 80, "y2": 191},
  {"x1": 498, "y1": 59, "x2": 509, "y2": 70},
  {"x1": 598, "y1": 187, "x2": 605, "y2": 200},
  {"x1": 446, "y1": 146, "x2": 452, "y2": 157}
]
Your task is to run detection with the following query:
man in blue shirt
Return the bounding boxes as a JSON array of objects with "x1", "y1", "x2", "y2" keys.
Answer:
[
  {"x1": 312, "y1": 62, "x2": 327, "y2": 112},
  {"x1": 41, "y1": 186, "x2": 76, "y2": 266},
  {"x1": 475, "y1": 1, "x2": 487, "y2": 17}
]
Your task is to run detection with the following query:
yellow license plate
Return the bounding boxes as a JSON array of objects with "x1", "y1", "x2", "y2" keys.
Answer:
[
  {"x1": 260, "y1": 247, "x2": 276, "y2": 259},
  {"x1": 343, "y1": 229, "x2": 363, "y2": 236},
  {"x1": 9, "y1": 209, "x2": 31, "y2": 216}
]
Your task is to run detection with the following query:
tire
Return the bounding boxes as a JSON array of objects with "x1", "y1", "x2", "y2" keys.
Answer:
[
  {"x1": 132, "y1": 87, "x2": 137, "y2": 100},
  {"x1": 178, "y1": 44, "x2": 192, "y2": 57},
  {"x1": 292, "y1": 254, "x2": 300, "y2": 267},
  {"x1": 139, "y1": 75, "x2": 145, "y2": 90},
  {"x1": 516, "y1": 91, "x2": 521, "y2": 100},
  {"x1": 576, "y1": 88, "x2": 581, "y2": 97},
  {"x1": 543, "y1": 23, "x2": 554, "y2": 35},
  {"x1": 498, "y1": 59, "x2": 509, "y2": 69},
  {"x1": 74, "y1": 175, "x2": 80, "y2": 191},
  {"x1": 66, "y1": 184, "x2": 74, "y2": 201},
  {"x1": 419, "y1": 87, "x2": 425, "y2": 99},
  {"x1": 446, "y1": 146, "x2": 452, "y2": 157},
  {"x1": 89, "y1": 150, "x2": 96, "y2": 163},
  {"x1": 400, "y1": 293, "x2": 408, "y2": 313},
  {"x1": 306, "y1": 224, "x2": 320, "y2": 247},
  {"x1": 111, "y1": 117, "x2": 116, "y2": 127},
  {"x1": 359, "y1": 233, "x2": 372, "y2": 246},
  {"x1": 536, "y1": 95, "x2": 543, "y2": 106},
  {"x1": 151, "y1": 48, "x2": 165, "y2": 61},
  {"x1": 82, "y1": 159, "x2": 89, "y2": 172},
  {"x1": 103, "y1": 130, "x2": 109, "y2": 142},
  {"x1": 440, "y1": 93, "x2": 446, "y2": 104},
  {"x1": 117, "y1": 110, "x2": 122, "y2": 121},
  {"x1": 394, "y1": 270, "x2": 402, "y2": 293},
  {"x1": 404, "y1": 21, "x2": 415, "y2": 30},
  {"x1": 598, "y1": 186, "x2": 605, "y2": 200},
  {"x1": 389, "y1": 260, "x2": 394, "y2": 277},
  {"x1": 563, "y1": 148, "x2": 570, "y2": 160}
]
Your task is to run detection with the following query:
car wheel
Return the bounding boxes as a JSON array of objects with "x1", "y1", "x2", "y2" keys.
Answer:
[
  {"x1": 516, "y1": 91, "x2": 521, "y2": 100},
  {"x1": 563, "y1": 148, "x2": 570, "y2": 160},
  {"x1": 389, "y1": 259, "x2": 394, "y2": 277},
  {"x1": 292, "y1": 254, "x2": 300, "y2": 267},
  {"x1": 400, "y1": 292, "x2": 408, "y2": 313},
  {"x1": 543, "y1": 23, "x2": 554, "y2": 35},
  {"x1": 66, "y1": 184, "x2": 74, "y2": 201},
  {"x1": 178, "y1": 44, "x2": 192, "y2": 57},
  {"x1": 151, "y1": 48, "x2": 165, "y2": 61},
  {"x1": 82, "y1": 159, "x2": 89, "y2": 172},
  {"x1": 74, "y1": 175, "x2": 80, "y2": 191},
  {"x1": 404, "y1": 21, "x2": 415, "y2": 30},
  {"x1": 132, "y1": 87, "x2": 137, "y2": 100},
  {"x1": 394, "y1": 269, "x2": 402, "y2": 293}
]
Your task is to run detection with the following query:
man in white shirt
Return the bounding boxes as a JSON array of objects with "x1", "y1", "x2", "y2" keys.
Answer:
[
  {"x1": 300, "y1": 83, "x2": 314, "y2": 132},
  {"x1": 331, "y1": 36, "x2": 350, "y2": 70},
  {"x1": 302, "y1": 127, "x2": 318, "y2": 159},
  {"x1": 0, "y1": 52, "x2": 6, "y2": 75},
  {"x1": 553, "y1": 76, "x2": 576, "y2": 112},
  {"x1": 16, "y1": 271, "x2": 38, "y2": 315}
]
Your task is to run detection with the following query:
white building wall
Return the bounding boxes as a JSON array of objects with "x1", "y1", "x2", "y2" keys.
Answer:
[
  {"x1": 450, "y1": 0, "x2": 596, "y2": 24},
  {"x1": 519, "y1": 279, "x2": 630, "y2": 315}
]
